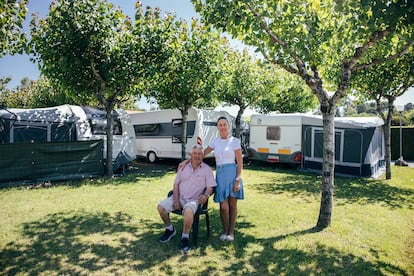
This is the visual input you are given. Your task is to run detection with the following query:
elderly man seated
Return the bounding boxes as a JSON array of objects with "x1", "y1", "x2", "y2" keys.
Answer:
[{"x1": 157, "y1": 144, "x2": 216, "y2": 253}]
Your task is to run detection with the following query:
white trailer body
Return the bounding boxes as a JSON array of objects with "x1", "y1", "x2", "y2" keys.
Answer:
[
  {"x1": 0, "y1": 105, "x2": 135, "y2": 167},
  {"x1": 248, "y1": 113, "x2": 303, "y2": 164},
  {"x1": 129, "y1": 107, "x2": 232, "y2": 162},
  {"x1": 72, "y1": 106, "x2": 135, "y2": 162}
]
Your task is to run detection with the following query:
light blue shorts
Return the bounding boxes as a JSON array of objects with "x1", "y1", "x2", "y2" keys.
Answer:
[{"x1": 214, "y1": 164, "x2": 244, "y2": 203}]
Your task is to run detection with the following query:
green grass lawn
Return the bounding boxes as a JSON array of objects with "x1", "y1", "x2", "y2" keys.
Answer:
[{"x1": 0, "y1": 163, "x2": 413, "y2": 275}]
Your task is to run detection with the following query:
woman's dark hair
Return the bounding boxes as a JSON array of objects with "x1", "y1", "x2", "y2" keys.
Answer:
[{"x1": 217, "y1": 116, "x2": 229, "y2": 123}]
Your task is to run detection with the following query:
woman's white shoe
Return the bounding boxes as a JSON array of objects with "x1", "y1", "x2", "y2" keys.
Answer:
[
  {"x1": 219, "y1": 234, "x2": 227, "y2": 241},
  {"x1": 226, "y1": 235, "x2": 234, "y2": 242}
]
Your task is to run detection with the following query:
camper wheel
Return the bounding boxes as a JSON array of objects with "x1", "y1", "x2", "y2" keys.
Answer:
[{"x1": 147, "y1": 151, "x2": 157, "y2": 163}]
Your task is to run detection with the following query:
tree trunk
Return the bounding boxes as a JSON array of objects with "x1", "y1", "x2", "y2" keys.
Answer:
[
  {"x1": 316, "y1": 107, "x2": 336, "y2": 229},
  {"x1": 180, "y1": 109, "x2": 189, "y2": 161},
  {"x1": 105, "y1": 108, "x2": 114, "y2": 177},
  {"x1": 383, "y1": 99, "x2": 395, "y2": 179},
  {"x1": 235, "y1": 106, "x2": 245, "y2": 138},
  {"x1": 383, "y1": 122, "x2": 392, "y2": 179}
]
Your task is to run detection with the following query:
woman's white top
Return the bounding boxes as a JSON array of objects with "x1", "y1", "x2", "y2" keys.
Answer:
[{"x1": 209, "y1": 136, "x2": 241, "y2": 165}]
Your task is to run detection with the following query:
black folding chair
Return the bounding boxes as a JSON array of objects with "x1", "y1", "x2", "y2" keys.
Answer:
[{"x1": 167, "y1": 189, "x2": 214, "y2": 246}]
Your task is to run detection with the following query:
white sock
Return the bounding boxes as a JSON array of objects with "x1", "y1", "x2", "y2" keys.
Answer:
[
  {"x1": 182, "y1": 233, "x2": 189, "y2": 239},
  {"x1": 166, "y1": 225, "x2": 174, "y2": 231}
]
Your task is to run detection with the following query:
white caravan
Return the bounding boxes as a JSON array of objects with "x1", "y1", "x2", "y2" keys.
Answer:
[
  {"x1": 128, "y1": 107, "x2": 232, "y2": 162},
  {"x1": 71, "y1": 106, "x2": 135, "y2": 165},
  {"x1": 248, "y1": 113, "x2": 303, "y2": 165},
  {"x1": 0, "y1": 105, "x2": 135, "y2": 169}
]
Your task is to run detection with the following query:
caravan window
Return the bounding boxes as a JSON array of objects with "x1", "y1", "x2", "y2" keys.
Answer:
[
  {"x1": 90, "y1": 118, "x2": 123, "y2": 135},
  {"x1": 12, "y1": 123, "x2": 50, "y2": 142},
  {"x1": 134, "y1": 121, "x2": 196, "y2": 138},
  {"x1": 171, "y1": 119, "x2": 196, "y2": 143},
  {"x1": 171, "y1": 119, "x2": 196, "y2": 136},
  {"x1": 172, "y1": 119, "x2": 182, "y2": 127},
  {"x1": 203, "y1": 121, "x2": 217, "y2": 126},
  {"x1": 134, "y1": 124, "x2": 160, "y2": 136},
  {"x1": 266, "y1": 126, "x2": 281, "y2": 140}
]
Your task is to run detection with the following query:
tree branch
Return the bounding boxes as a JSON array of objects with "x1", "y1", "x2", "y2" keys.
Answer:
[
  {"x1": 91, "y1": 61, "x2": 108, "y2": 107},
  {"x1": 245, "y1": 2, "x2": 287, "y2": 47},
  {"x1": 396, "y1": 83, "x2": 412, "y2": 98},
  {"x1": 266, "y1": 54, "x2": 298, "y2": 75},
  {"x1": 349, "y1": 27, "x2": 393, "y2": 70},
  {"x1": 246, "y1": 2, "x2": 306, "y2": 78},
  {"x1": 373, "y1": 87, "x2": 386, "y2": 122},
  {"x1": 353, "y1": 39, "x2": 414, "y2": 71},
  {"x1": 332, "y1": 26, "x2": 394, "y2": 104}
]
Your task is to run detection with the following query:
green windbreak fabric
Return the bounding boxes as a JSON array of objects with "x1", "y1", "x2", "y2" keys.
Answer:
[{"x1": 0, "y1": 140, "x2": 104, "y2": 186}]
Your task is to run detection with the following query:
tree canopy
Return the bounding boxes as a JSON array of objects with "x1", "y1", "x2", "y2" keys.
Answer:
[
  {"x1": 29, "y1": 0, "x2": 142, "y2": 107},
  {"x1": 29, "y1": 0, "x2": 171, "y2": 176},
  {"x1": 0, "y1": 0, "x2": 28, "y2": 57},
  {"x1": 192, "y1": 0, "x2": 414, "y2": 228},
  {"x1": 144, "y1": 13, "x2": 227, "y2": 159},
  {"x1": 256, "y1": 71, "x2": 316, "y2": 114},
  {"x1": 148, "y1": 16, "x2": 226, "y2": 111},
  {"x1": 351, "y1": 52, "x2": 414, "y2": 178},
  {"x1": 216, "y1": 48, "x2": 269, "y2": 137},
  {"x1": 216, "y1": 48, "x2": 316, "y2": 136}
]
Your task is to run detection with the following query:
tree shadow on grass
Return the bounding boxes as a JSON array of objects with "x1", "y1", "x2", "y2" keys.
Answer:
[
  {"x1": 125, "y1": 158, "x2": 179, "y2": 177},
  {"x1": 208, "y1": 217, "x2": 406, "y2": 275},
  {"x1": 233, "y1": 229, "x2": 406, "y2": 275},
  {"x1": 0, "y1": 210, "x2": 195, "y2": 275},
  {"x1": 0, "y1": 210, "x2": 408, "y2": 275},
  {"x1": 334, "y1": 177, "x2": 414, "y2": 208},
  {"x1": 252, "y1": 169, "x2": 414, "y2": 209},
  {"x1": 178, "y1": 214, "x2": 407, "y2": 275},
  {"x1": 57, "y1": 159, "x2": 179, "y2": 188}
]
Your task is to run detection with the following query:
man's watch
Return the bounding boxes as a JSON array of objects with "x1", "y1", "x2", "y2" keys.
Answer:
[{"x1": 236, "y1": 177, "x2": 242, "y2": 182}]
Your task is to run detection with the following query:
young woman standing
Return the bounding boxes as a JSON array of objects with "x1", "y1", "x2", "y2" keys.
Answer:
[{"x1": 203, "y1": 116, "x2": 244, "y2": 242}]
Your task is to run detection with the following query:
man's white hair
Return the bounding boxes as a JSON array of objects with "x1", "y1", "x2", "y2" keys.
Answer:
[{"x1": 191, "y1": 144, "x2": 203, "y2": 151}]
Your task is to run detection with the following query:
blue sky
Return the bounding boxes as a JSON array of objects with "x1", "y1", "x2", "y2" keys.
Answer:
[
  {"x1": 0, "y1": 0, "x2": 412, "y2": 109},
  {"x1": 0, "y1": 0, "x2": 200, "y2": 89}
]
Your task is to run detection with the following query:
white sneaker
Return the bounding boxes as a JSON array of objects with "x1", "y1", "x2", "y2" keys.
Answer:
[
  {"x1": 219, "y1": 234, "x2": 227, "y2": 241},
  {"x1": 226, "y1": 235, "x2": 234, "y2": 242}
]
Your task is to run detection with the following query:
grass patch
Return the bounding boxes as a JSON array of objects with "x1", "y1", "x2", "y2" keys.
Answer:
[{"x1": 0, "y1": 163, "x2": 413, "y2": 275}]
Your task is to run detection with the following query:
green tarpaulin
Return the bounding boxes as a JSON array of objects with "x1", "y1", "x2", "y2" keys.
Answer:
[{"x1": 0, "y1": 140, "x2": 104, "y2": 187}]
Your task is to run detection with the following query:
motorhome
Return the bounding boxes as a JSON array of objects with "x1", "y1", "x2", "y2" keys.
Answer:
[
  {"x1": 248, "y1": 113, "x2": 303, "y2": 165},
  {"x1": 128, "y1": 107, "x2": 233, "y2": 162},
  {"x1": 0, "y1": 104, "x2": 135, "y2": 169}
]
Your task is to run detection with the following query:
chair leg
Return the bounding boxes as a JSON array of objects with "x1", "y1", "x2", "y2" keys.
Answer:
[
  {"x1": 192, "y1": 213, "x2": 200, "y2": 246},
  {"x1": 205, "y1": 213, "x2": 210, "y2": 237}
]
